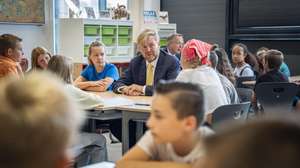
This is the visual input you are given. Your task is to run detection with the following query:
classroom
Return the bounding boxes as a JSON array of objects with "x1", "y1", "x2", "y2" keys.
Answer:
[{"x1": 0, "y1": 0, "x2": 300, "y2": 168}]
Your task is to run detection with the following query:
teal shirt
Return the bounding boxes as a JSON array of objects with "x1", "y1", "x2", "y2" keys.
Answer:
[{"x1": 279, "y1": 62, "x2": 290, "y2": 77}]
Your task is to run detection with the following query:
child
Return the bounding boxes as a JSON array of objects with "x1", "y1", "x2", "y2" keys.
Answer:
[
  {"x1": 254, "y1": 49, "x2": 289, "y2": 89},
  {"x1": 279, "y1": 53, "x2": 291, "y2": 77},
  {"x1": 74, "y1": 41, "x2": 119, "y2": 91},
  {"x1": 48, "y1": 55, "x2": 103, "y2": 110},
  {"x1": 256, "y1": 47, "x2": 291, "y2": 77},
  {"x1": 211, "y1": 45, "x2": 236, "y2": 84},
  {"x1": 48, "y1": 55, "x2": 108, "y2": 165},
  {"x1": 0, "y1": 72, "x2": 84, "y2": 168},
  {"x1": 232, "y1": 43, "x2": 258, "y2": 77},
  {"x1": 30, "y1": 46, "x2": 52, "y2": 71},
  {"x1": 176, "y1": 39, "x2": 228, "y2": 123},
  {"x1": 253, "y1": 49, "x2": 289, "y2": 111},
  {"x1": 0, "y1": 34, "x2": 24, "y2": 79},
  {"x1": 117, "y1": 81, "x2": 213, "y2": 168},
  {"x1": 256, "y1": 47, "x2": 269, "y2": 76},
  {"x1": 199, "y1": 119, "x2": 300, "y2": 168},
  {"x1": 208, "y1": 48, "x2": 239, "y2": 104}
]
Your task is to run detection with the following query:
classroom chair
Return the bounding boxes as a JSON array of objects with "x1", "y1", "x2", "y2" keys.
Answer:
[
  {"x1": 255, "y1": 82, "x2": 298, "y2": 114},
  {"x1": 211, "y1": 102, "x2": 251, "y2": 128},
  {"x1": 236, "y1": 87, "x2": 253, "y2": 103}
]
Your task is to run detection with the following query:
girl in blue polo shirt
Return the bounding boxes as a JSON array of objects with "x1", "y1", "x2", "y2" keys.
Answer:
[{"x1": 74, "y1": 41, "x2": 119, "y2": 91}]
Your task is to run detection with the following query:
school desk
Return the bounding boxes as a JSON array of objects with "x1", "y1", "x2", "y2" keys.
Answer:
[
  {"x1": 87, "y1": 91, "x2": 152, "y2": 154},
  {"x1": 242, "y1": 75, "x2": 300, "y2": 87},
  {"x1": 81, "y1": 161, "x2": 115, "y2": 168}
]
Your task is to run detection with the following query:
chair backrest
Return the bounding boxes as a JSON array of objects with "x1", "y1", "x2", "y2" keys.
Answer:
[
  {"x1": 236, "y1": 88, "x2": 253, "y2": 103},
  {"x1": 236, "y1": 76, "x2": 256, "y2": 88},
  {"x1": 255, "y1": 82, "x2": 298, "y2": 113},
  {"x1": 212, "y1": 102, "x2": 251, "y2": 126}
]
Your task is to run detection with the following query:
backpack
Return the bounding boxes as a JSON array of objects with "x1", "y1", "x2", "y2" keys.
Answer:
[{"x1": 239, "y1": 65, "x2": 258, "y2": 78}]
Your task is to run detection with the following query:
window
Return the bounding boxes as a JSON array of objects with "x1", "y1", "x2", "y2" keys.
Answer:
[
  {"x1": 57, "y1": 0, "x2": 128, "y2": 18},
  {"x1": 107, "y1": 0, "x2": 128, "y2": 9}
]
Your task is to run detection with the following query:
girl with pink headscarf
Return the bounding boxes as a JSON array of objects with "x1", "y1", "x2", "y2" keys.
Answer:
[{"x1": 176, "y1": 39, "x2": 228, "y2": 124}]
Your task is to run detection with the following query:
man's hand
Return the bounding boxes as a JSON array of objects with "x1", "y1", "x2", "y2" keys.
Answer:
[
  {"x1": 121, "y1": 85, "x2": 143, "y2": 96},
  {"x1": 128, "y1": 84, "x2": 143, "y2": 92},
  {"x1": 127, "y1": 84, "x2": 143, "y2": 96}
]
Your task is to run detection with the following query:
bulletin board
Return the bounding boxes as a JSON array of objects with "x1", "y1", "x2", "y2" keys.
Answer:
[{"x1": 0, "y1": 0, "x2": 45, "y2": 24}]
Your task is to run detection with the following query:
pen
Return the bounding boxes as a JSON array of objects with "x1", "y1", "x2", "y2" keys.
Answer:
[{"x1": 134, "y1": 103, "x2": 150, "y2": 106}]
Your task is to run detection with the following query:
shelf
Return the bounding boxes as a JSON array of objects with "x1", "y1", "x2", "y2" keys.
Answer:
[{"x1": 59, "y1": 18, "x2": 134, "y2": 63}]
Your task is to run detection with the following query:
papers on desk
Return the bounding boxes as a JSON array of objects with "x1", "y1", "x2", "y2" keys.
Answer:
[
  {"x1": 102, "y1": 97, "x2": 135, "y2": 107},
  {"x1": 82, "y1": 161, "x2": 115, "y2": 168}
]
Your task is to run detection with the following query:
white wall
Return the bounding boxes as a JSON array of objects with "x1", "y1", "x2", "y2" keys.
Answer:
[
  {"x1": 129, "y1": 0, "x2": 160, "y2": 42},
  {"x1": 0, "y1": 0, "x2": 54, "y2": 67},
  {"x1": 0, "y1": 0, "x2": 160, "y2": 63}
]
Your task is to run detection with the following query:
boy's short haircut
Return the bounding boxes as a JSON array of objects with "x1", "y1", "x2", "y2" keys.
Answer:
[
  {"x1": 0, "y1": 72, "x2": 84, "y2": 168},
  {"x1": 0, "y1": 34, "x2": 22, "y2": 56},
  {"x1": 265, "y1": 49, "x2": 284, "y2": 70},
  {"x1": 204, "y1": 119, "x2": 300, "y2": 168},
  {"x1": 155, "y1": 81, "x2": 205, "y2": 126}
]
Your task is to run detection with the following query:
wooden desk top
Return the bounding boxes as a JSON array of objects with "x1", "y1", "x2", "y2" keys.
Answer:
[
  {"x1": 242, "y1": 80, "x2": 256, "y2": 86},
  {"x1": 90, "y1": 91, "x2": 152, "y2": 112}
]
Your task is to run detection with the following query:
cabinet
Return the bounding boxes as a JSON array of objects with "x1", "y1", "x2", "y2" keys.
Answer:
[
  {"x1": 58, "y1": 18, "x2": 134, "y2": 64},
  {"x1": 157, "y1": 23, "x2": 177, "y2": 46}
]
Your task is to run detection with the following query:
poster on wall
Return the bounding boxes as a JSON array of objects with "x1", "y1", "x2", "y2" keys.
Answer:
[
  {"x1": 144, "y1": 10, "x2": 158, "y2": 24},
  {"x1": 0, "y1": 0, "x2": 45, "y2": 24}
]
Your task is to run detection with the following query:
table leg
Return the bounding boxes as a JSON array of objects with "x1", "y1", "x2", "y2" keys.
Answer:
[{"x1": 122, "y1": 111, "x2": 149, "y2": 154}]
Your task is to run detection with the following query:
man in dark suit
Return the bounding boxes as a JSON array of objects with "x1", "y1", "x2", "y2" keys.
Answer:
[
  {"x1": 161, "y1": 33, "x2": 184, "y2": 61},
  {"x1": 112, "y1": 29, "x2": 180, "y2": 96}
]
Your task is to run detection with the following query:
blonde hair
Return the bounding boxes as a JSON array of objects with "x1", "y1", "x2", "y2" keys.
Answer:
[
  {"x1": 137, "y1": 29, "x2": 160, "y2": 47},
  {"x1": 31, "y1": 47, "x2": 51, "y2": 70},
  {"x1": 88, "y1": 41, "x2": 106, "y2": 65},
  {"x1": 0, "y1": 72, "x2": 84, "y2": 168},
  {"x1": 48, "y1": 55, "x2": 73, "y2": 84}
]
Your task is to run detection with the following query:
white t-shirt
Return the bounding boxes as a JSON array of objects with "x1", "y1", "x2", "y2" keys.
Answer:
[
  {"x1": 234, "y1": 63, "x2": 254, "y2": 77},
  {"x1": 218, "y1": 73, "x2": 239, "y2": 104},
  {"x1": 65, "y1": 84, "x2": 104, "y2": 110},
  {"x1": 137, "y1": 127, "x2": 213, "y2": 164},
  {"x1": 176, "y1": 66, "x2": 228, "y2": 114}
]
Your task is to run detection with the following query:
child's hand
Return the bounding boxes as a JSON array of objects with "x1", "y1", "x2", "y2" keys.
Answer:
[
  {"x1": 88, "y1": 81, "x2": 103, "y2": 87},
  {"x1": 20, "y1": 58, "x2": 28, "y2": 72}
]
